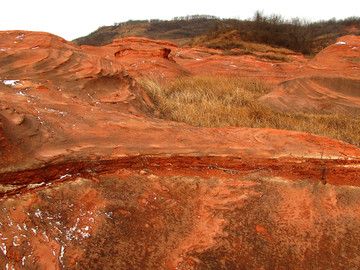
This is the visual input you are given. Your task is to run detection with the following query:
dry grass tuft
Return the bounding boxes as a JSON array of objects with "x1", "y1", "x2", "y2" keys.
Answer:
[
  {"x1": 137, "y1": 76, "x2": 360, "y2": 147},
  {"x1": 190, "y1": 29, "x2": 296, "y2": 62}
]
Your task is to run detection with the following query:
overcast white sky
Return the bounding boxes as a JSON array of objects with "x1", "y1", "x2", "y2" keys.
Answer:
[{"x1": 1, "y1": 0, "x2": 359, "y2": 41}]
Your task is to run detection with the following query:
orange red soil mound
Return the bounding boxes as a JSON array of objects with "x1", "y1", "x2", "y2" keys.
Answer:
[{"x1": 260, "y1": 35, "x2": 360, "y2": 114}]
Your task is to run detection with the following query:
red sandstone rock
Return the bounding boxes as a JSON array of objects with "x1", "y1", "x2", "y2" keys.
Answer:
[
  {"x1": 172, "y1": 46, "x2": 307, "y2": 84},
  {"x1": 0, "y1": 31, "x2": 360, "y2": 269},
  {"x1": 80, "y1": 36, "x2": 307, "y2": 84},
  {"x1": 81, "y1": 36, "x2": 191, "y2": 78}
]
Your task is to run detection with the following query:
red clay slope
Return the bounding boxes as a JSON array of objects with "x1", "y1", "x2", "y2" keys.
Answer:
[
  {"x1": 0, "y1": 31, "x2": 359, "y2": 175},
  {"x1": 260, "y1": 35, "x2": 360, "y2": 115},
  {"x1": 0, "y1": 31, "x2": 360, "y2": 269}
]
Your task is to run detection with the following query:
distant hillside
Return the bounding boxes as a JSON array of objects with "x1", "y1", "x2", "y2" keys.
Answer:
[
  {"x1": 73, "y1": 13, "x2": 360, "y2": 55},
  {"x1": 190, "y1": 14, "x2": 360, "y2": 55},
  {"x1": 74, "y1": 15, "x2": 220, "y2": 46}
]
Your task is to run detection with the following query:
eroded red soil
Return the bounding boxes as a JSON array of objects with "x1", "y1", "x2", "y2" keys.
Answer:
[
  {"x1": 0, "y1": 31, "x2": 360, "y2": 269},
  {"x1": 2, "y1": 164, "x2": 360, "y2": 269}
]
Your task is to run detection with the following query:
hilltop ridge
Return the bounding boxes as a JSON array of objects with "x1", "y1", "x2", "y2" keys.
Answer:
[
  {"x1": 74, "y1": 15, "x2": 219, "y2": 46},
  {"x1": 74, "y1": 13, "x2": 360, "y2": 55}
]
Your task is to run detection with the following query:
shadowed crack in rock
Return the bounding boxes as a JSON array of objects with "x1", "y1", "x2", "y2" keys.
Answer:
[{"x1": 1, "y1": 155, "x2": 359, "y2": 198}]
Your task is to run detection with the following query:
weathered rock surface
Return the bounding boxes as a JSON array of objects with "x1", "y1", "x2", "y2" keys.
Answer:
[
  {"x1": 0, "y1": 31, "x2": 360, "y2": 269},
  {"x1": 260, "y1": 35, "x2": 360, "y2": 115},
  {"x1": 0, "y1": 31, "x2": 154, "y2": 170},
  {"x1": 104, "y1": 37, "x2": 308, "y2": 84}
]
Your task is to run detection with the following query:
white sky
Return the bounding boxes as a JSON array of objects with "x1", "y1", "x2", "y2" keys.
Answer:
[{"x1": 1, "y1": 0, "x2": 359, "y2": 41}]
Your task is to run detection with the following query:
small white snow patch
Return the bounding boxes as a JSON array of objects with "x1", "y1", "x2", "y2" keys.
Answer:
[
  {"x1": 16, "y1": 91, "x2": 27, "y2": 96},
  {"x1": 59, "y1": 174, "x2": 71, "y2": 180},
  {"x1": 34, "y1": 209, "x2": 42, "y2": 219},
  {"x1": 335, "y1": 41, "x2": 347, "y2": 45},
  {"x1": 44, "y1": 108, "x2": 68, "y2": 115},
  {"x1": 0, "y1": 242, "x2": 7, "y2": 255},
  {"x1": 42, "y1": 231, "x2": 49, "y2": 242},
  {"x1": 22, "y1": 255, "x2": 27, "y2": 266},
  {"x1": 2, "y1": 80, "x2": 20, "y2": 86},
  {"x1": 16, "y1": 34, "x2": 25, "y2": 39},
  {"x1": 12, "y1": 235, "x2": 20, "y2": 246},
  {"x1": 78, "y1": 228, "x2": 90, "y2": 238},
  {"x1": 59, "y1": 245, "x2": 65, "y2": 265},
  {"x1": 105, "y1": 212, "x2": 113, "y2": 219},
  {"x1": 27, "y1": 182, "x2": 45, "y2": 189}
]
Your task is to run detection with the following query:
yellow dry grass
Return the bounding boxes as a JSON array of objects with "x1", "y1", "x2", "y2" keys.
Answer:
[
  {"x1": 137, "y1": 76, "x2": 360, "y2": 147},
  {"x1": 190, "y1": 30, "x2": 295, "y2": 55}
]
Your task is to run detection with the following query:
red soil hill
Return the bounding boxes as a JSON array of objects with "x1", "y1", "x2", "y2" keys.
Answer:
[{"x1": 0, "y1": 31, "x2": 359, "y2": 269}]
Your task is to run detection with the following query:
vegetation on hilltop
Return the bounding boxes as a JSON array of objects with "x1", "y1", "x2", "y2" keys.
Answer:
[
  {"x1": 74, "y1": 13, "x2": 360, "y2": 55},
  {"x1": 74, "y1": 15, "x2": 221, "y2": 46},
  {"x1": 190, "y1": 12, "x2": 360, "y2": 55}
]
